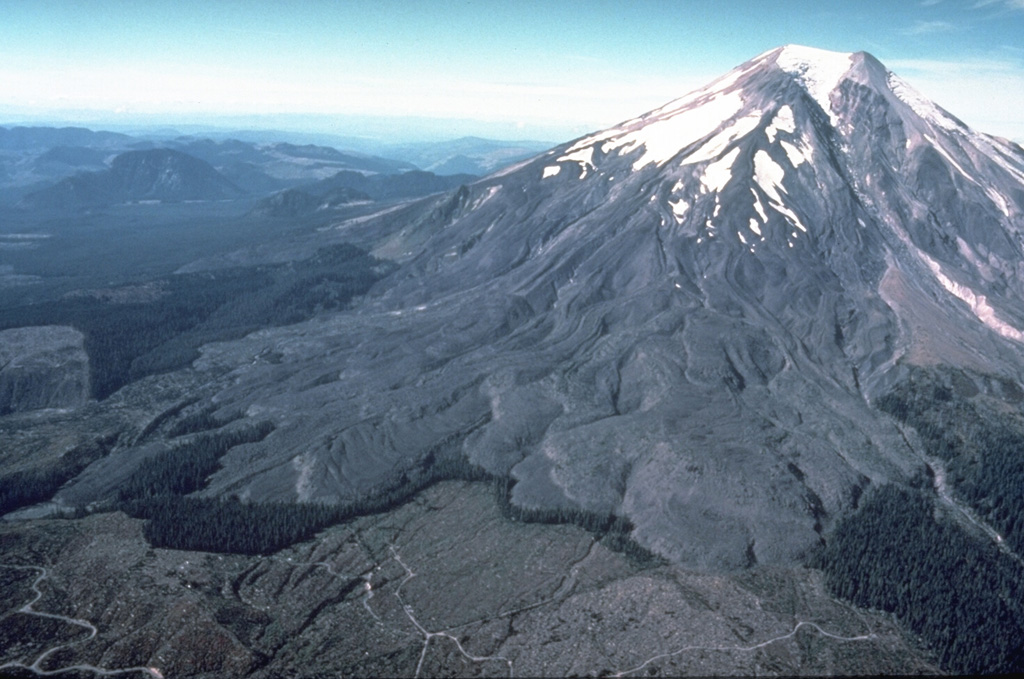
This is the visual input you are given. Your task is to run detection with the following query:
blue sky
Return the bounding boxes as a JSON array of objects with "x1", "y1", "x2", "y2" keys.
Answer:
[{"x1": 1, "y1": 0, "x2": 1022, "y2": 142}]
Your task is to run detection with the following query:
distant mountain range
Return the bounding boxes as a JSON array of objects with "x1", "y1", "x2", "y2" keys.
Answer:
[
  {"x1": 369, "y1": 136, "x2": 554, "y2": 175},
  {"x1": 0, "y1": 126, "x2": 547, "y2": 207},
  {"x1": 249, "y1": 186, "x2": 371, "y2": 218},
  {"x1": 165, "y1": 138, "x2": 418, "y2": 188},
  {"x1": 248, "y1": 169, "x2": 478, "y2": 218},
  {"x1": 0, "y1": 126, "x2": 133, "y2": 150},
  {"x1": 20, "y1": 148, "x2": 246, "y2": 209}
]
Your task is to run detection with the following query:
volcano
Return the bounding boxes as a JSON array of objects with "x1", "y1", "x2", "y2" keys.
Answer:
[
  {"x1": 8, "y1": 45, "x2": 1024, "y2": 676},
  {"x1": 111, "y1": 44, "x2": 1019, "y2": 567}
]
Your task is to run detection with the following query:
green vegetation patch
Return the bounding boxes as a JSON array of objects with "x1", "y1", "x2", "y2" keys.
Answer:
[{"x1": 817, "y1": 484, "x2": 1024, "y2": 673}]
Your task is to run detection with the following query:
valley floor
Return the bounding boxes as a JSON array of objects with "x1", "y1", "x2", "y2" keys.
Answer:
[{"x1": 1, "y1": 480, "x2": 938, "y2": 678}]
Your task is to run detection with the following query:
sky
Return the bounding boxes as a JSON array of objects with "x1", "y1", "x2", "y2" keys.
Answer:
[{"x1": 1, "y1": 0, "x2": 1023, "y2": 143}]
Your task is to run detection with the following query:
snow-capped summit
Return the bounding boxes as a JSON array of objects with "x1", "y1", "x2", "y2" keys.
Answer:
[
  {"x1": 542, "y1": 45, "x2": 862, "y2": 178},
  {"x1": 771, "y1": 42, "x2": 853, "y2": 67},
  {"x1": 768, "y1": 44, "x2": 853, "y2": 123},
  {"x1": 529, "y1": 44, "x2": 1022, "y2": 256}
]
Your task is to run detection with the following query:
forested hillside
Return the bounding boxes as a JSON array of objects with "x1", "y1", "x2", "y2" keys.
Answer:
[{"x1": 818, "y1": 484, "x2": 1024, "y2": 673}]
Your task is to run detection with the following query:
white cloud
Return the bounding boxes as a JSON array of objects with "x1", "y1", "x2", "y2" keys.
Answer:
[
  {"x1": 973, "y1": 0, "x2": 1024, "y2": 10},
  {"x1": 0, "y1": 60, "x2": 710, "y2": 137},
  {"x1": 902, "y1": 20, "x2": 956, "y2": 34}
]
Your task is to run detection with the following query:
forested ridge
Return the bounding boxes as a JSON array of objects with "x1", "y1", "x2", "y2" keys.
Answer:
[
  {"x1": 0, "y1": 434, "x2": 116, "y2": 515},
  {"x1": 117, "y1": 422, "x2": 275, "y2": 501}
]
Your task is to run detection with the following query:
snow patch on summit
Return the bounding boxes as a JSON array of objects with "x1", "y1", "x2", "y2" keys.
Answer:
[
  {"x1": 669, "y1": 198, "x2": 689, "y2": 222},
  {"x1": 557, "y1": 147, "x2": 596, "y2": 178},
  {"x1": 751, "y1": 189, "x2": 768, "y2": 222},
  {"x1": 780, "y1": 140, "x2": 808, "y2": 167},
  {"x1": 683, "y1": 111, "x2": 763, "y2": 165},
  {"x1": 753, "y1": 150, "x2": 787, "y2": 203},
  {"x1": 775, "y1": 45, "x2": 853, "y2": 125},
  {"x1": 773, "y1": 202, "x2": 808, "y2": 233}
]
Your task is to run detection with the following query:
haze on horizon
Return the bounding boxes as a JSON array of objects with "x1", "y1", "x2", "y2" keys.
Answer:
[{"x1": 2, "y1": 0, "x2": 1023, "y2": 143}]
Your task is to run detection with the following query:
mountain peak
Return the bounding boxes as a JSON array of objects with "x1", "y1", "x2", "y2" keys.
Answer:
[
  {"x1": 772, "y1": 44, "x2": 855, "y2": 82},
  {"x1": 772, "y1": 43, "x2": 854, "y2": 63},
  {"x1": 550, "y1": 45, "x2": 861, "y2": 175},
  {"x1": 764, "y1": 45, "x2": 856, "y2": 123}
]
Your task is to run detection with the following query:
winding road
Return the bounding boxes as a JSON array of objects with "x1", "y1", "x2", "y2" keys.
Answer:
[
  {"x1": 0, "y1": 563, "x2": 162, "y2": 678},
  {"x1": 611, "y1": 620, "x2": 876, "y2": 677},
  {"x1": 380, "y1": 540, "x2": 879, "y2": 679},
  {"x1": 389, "y1": 544, "x2": 515, "y2": 678}
]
